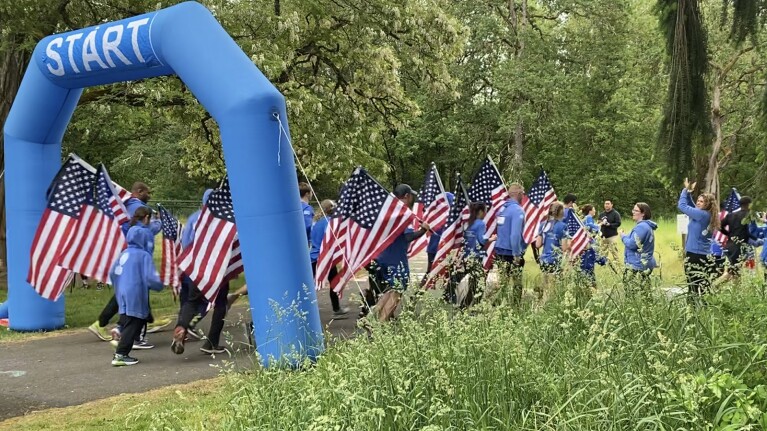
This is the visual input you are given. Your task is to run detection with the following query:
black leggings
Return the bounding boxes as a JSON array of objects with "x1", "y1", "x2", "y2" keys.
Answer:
[
  {"x1": 311, "y1": 261, "x2": 341, "y2": 312},
  {"x1": 685, "y1": 252, "x2": 718, "y2": 296},
  {"x1": 177, "y1": 278, "x2": 230, "y2": 347},
  {"x1": 98, "y1": 295, "x2": 119, "y2": 327},
  {"x1": 116, "y1": 315, "x2": 146, "y2": 356}
]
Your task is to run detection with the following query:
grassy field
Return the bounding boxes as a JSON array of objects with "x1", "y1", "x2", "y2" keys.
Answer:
[
  {"x1": 3, "y1": 268, "x2": 767, "y2": 430},
  {"x1": 2, "y1": 218, "x2": 767, "y2": 430}
]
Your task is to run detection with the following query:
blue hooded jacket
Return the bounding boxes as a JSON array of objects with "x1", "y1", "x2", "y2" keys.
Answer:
[
  {"x1": 426, "y1": 192, "x2": 455, "y2": 255},
  {"x1": 120, "y1": 197, "x2": 162, "y2": 238},
  {"x1": 584, "y1": 214, "x2": 600, "y2": 234},
  {"x1": 182, "y1": 189, "x2": 213, "y2": 249},
  {"x1": 622, "y1": 219, "x2": 658, "y2": 271},
  {"x1": 495, "y1": 199, "x2": 526, "y2": 257},
  {"x1": 110, "y1": 226, "x2": 164, "y2": 319},
  {"x1": 677, "y1": 189, "x2": 713, "y2": 255}
]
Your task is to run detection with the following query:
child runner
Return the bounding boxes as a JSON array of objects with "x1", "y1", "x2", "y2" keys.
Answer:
[{"x1": 109, "y1": 226, "x2": 164, "y2": 366}]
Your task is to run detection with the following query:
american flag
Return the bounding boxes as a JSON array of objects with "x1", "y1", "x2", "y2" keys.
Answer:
[
  {"x1": 58, "y1": 165, "x2": 129, "y2": 284},
  {"x1": 564, "y1": 210, "x2": 590, "y2": 257},
  {"x1": 159, "y1": 205, "x2": 183, "y2": 294},
  {"x1": 467, "y1": 157, "x2": 507, "y2": 269},
  {"x1": 178, "y1": 177, "x2": 238, "y2": 301},
  {"x1": 28, "y1": 156, "x2": 95, "y2": 300},
  {"x1": 315, "y1": 168, "x2": 413, "y2": 295},
  {"x1": 223, "y1": 237, "x2": 243, "y2": 283},
  {"x1": 69, "y1": 154, "x2": 132, "y2": 201},
  {"x1": 407, "y1": 163, "x2": 450, "y2": 257},
  {"x1": 713, "y1": 188, "x2": 741, "y2": 245},
  {"x1": 426, "y1": 175, "x2": 471, "y2": 284},
  {"x1": 521, "y1": 170, "x2": 557, "y2": 245}
]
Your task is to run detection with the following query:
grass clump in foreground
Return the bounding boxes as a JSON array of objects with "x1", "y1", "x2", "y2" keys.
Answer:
[{"x1": 113, "y1": 274, "x2": 767, "y2": 430}]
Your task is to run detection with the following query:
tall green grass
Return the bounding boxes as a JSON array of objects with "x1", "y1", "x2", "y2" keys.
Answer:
[{"x1": 117, "y1": 270, "x2": 767, "y2": 430}]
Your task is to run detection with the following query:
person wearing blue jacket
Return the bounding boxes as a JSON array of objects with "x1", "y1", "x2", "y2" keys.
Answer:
[
  {"x1": 677, "y1": 178, "x2": 720, "y2": 299},
  {"x1": 310, "y1": 199, "x2": 349, "y2": 317},
  {"x1": 109, "y1": 226, "x2": 164, "y2": 366},
  {"x1": 581, "y1": 204, "x2": 601, "y2": 234},
  {"x1": 105, "y1": 207, "x2": 163, "y2": 350},
  {"x1": 120, "y1": 182, "x2": 161, "y2": 237},
  {"x1": 299, "y1": 182, "x2": 314, "y2": 244},
  {"x1": 535, "y1": 202, "x2": 570, "y2": 299},
  {"x1": 620, "y1": 202, "x2": 657, "y2": 291},
  {"x1": 89, "y1": 182, "x2": 163, "y2": 342},
  {"x1": 454, "y1": 202, "x2": 496, "y2": 308},
  {"x1": 495, "y1": 183, "x2": 527, "y2": 304}
]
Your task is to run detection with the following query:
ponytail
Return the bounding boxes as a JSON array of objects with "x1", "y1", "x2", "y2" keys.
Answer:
[{"x1": 130, "y1": 207, "x2": 152, "y2": 226}]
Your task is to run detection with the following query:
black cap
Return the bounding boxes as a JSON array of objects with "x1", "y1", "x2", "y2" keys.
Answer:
[{"x1": 393, "y1": 184, "x2": 418, "y2": 198}]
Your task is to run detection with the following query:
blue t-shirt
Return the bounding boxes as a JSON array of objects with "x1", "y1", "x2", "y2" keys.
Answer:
[
  {"x1": 309, "y1": 217, "x2": 330, "y2": 262},
  {"x1": 463, "y1": 219, "x2": 487, "y2": 259},
  {"x1": 375, "y1": 227, "x2": 414, "y2": 289},
  {"x1": 377, "y1": 227, "x2": 413, "y2": 267},
  {"x1": 539, "y1": 220, "x2": 568, "y2": 265},
  {"x1": 301, "y1": 201, "x2": 314, "y2": 242}
]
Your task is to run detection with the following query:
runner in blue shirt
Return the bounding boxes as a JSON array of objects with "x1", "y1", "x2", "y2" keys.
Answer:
[{"x1": 535, "y1": 202, "x2": 570, "y2": 299}]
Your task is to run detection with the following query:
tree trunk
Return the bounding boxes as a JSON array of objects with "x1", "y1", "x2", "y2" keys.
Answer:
[
  {"x1": 512, "y1": 119, "x2": 524, "y2": 178},
  {"x1": 0, "y1": 43, "x2": 30, "y2": 274},
  {"x1": 704, "y1": 80, "x2": 722, "y2": 198}
]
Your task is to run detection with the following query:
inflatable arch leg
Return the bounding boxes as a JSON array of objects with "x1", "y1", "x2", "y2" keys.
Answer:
[{"x1": 3, "y1": 1, "x2": 323, "y2": 365}]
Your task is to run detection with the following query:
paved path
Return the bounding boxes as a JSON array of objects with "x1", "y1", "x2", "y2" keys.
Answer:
[
  {"x1": 0, "y1": 292, "x2": 362, "y2": 421},
  {"x1": 0, "y1": 254, "x2": 430, "y2": 421}
]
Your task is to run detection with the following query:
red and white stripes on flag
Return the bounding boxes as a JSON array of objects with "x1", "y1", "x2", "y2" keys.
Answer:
[
  {"x1": 159, "y1": 206, "x2": 183, "y2": 294},
  {"x1": 425, "y1": 175, "x2": 470, "y2": 285},
  {"x1": 521, "y1": 170, "x2": 557, "y2": 245},
  {"x1": 314, "y1": 218, "x2": 349, "y2": 291},
  {"x1": 28, "y1": 157, "x2": 95, "y2": 300},
  {"x1": 713, "y1": 188, "x2": 741, "y2": 245},
  {"x1": 408, "y1": 163, "x2": 450, "y2": 257},
  {"x1": 178, "y1": 178, "x2": 238, "y2": 301},
  {"x1": 564, "y1": 210, "x2": 590, "y2": 257},
  {"x1": 58, "y1": 165, "x2": 128, "y2": 284},
  {"x1": 467, "y1": 157, "x2": 508, "y2": 270},
  {"x1": 223, "y1": 238, "x2": 244, "y2": 283},
  {"x1": 315, "y1": 168, "x2": 413, "y2": 296}
]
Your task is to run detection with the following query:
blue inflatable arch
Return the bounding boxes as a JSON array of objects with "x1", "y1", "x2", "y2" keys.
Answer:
[{"x1": 2, "y1": 1, "x2": 323, "y2": 365}]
